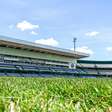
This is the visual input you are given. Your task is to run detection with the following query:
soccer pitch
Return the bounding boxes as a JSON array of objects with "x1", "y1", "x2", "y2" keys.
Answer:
[{"x1": 0, "y1": 77, "x2": 112, "y2": 111}]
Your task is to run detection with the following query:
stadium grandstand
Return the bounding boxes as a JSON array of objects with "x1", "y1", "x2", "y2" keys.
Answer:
[
  {"x1": 77, "y1": 60, "x2": 112, "y2": 77},
  {"x1": 0, "y1": 35, "x2": 89, "y2": 77},
  {"x1": 1, "y1": 35, "x2": 112, "y2": 77}
]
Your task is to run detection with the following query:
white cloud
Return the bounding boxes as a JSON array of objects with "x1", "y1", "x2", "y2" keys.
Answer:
[
  {"x1": 16, "y1": 20, "x2": 39, "y2": 31},
  {"x1": 71, "y1": 46, "x2": 93, "y2": 55},
  {"x1": 85, "y1": 31, "x2": 99, "y2": 37},
  {"x1": 35, "y1": 37, "x2": 59, "y2": 47},
  {"x1": 106, "y1": 47, "x2": 112, "y2": 52},
  {"x1": 30, "y1": 31, "x2": 38, "y2": 35}
]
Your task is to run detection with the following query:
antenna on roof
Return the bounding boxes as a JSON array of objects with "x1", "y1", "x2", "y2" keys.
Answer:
[{"x1": 73, "y1": 37, "x2": 77, "y2": 52}]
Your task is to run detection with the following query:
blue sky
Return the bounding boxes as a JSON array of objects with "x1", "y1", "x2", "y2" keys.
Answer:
[{"x1": 0, "y1": 0, "x2": 112, "y2": 60}]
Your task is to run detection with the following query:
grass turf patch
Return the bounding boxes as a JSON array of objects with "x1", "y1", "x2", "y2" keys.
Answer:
[{"x1": 0, "y1": 77, "x2": 112, "y2": 111}]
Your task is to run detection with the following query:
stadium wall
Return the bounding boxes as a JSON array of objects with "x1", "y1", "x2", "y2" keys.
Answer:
[{"x1": 0, "y1": 46, "x2": 76, "y2": 64}]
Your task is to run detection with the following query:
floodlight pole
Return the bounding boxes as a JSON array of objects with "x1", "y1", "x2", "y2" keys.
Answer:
[{"x1": 73, "y1": 37, "x2": 77, "y2": 52}]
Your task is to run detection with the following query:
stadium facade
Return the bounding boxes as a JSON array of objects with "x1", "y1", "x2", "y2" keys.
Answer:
[
  {"x1": 0, "y1": 35, "x2": 90, "y2": 77},
  {"x1": 77, "y1": 60, "x2": 112, "y2": 77},
  {"x1": 1, "y1": 35, "x2": 111, "y2": 77},
  {"x1": 0, "y1": 36, "x2": 88, "y2": 69}
]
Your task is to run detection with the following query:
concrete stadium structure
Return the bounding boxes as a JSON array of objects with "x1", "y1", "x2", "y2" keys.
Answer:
[
  {"x1": 0, "y1": 36, "x2": 112, "y2": 77},
  {"x1": 0, "y1": 36, "x2": 89, "y2": 77},
  {"x1": 77, "y1": 60, "x2": 112, "y2": 77},
  {"x1": 0, "y1": 36, "x2": 88, "y2": 68}
]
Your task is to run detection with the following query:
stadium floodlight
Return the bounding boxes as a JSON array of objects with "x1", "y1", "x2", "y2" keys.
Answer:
[{"x1": 73, "y1": 37, "x2": 77, "y2": 51}]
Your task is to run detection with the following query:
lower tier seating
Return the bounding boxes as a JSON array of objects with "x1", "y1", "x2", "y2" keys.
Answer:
[{"x1": 0, "y1": 62, "x2": 85, "y2": 77}]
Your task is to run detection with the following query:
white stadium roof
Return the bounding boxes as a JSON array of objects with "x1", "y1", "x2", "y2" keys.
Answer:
[{"x1": 0, "y1": 35, "x2": 89, "y2": 59}]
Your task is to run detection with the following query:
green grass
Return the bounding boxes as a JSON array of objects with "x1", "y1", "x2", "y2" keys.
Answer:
[{"x1": 0, "y1": 77, "x2": 112, "y2": 112}]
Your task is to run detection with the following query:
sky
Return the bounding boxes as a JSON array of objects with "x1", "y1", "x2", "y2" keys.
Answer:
[{"x1": 0, "y1": 0, "x2": 112, "y2": 60}]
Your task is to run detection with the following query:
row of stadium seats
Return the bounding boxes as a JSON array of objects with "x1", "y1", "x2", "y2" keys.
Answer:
[
  {"x1": 77, "y1": 60, "x2": 112, "y2": 76},
  {"x1": 3, "y1": 58, "x2": 112, "y2": 77},
  {"x1": 0, "y1": 73, "x2": 82, "y2": 77},
  {"x1": 0, "y1": 56, "x2": 69, "y2": 68},
  {"x1": 0, "y1": 62, "x2": 87, "y2": 77},
  {"x1": 77, "y1": 63, "x2": 112, "y2": 69}
]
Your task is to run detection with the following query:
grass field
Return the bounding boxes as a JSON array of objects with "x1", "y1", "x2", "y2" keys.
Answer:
[{"x1": 0, "y1": 77, "x2": 112, "y2": 112}]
